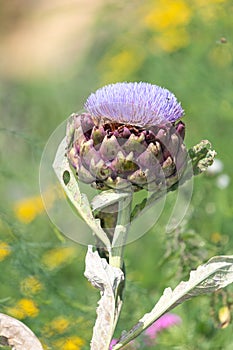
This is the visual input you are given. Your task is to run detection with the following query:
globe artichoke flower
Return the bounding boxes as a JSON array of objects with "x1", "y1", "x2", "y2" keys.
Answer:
[{"x1": 66, "y1": 82, "x2": 187, "y2": 192}]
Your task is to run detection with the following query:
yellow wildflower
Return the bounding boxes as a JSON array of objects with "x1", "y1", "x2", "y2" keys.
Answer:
[
  {"x1": 14, "y1": 195, "x2": 44, "y2": 224},
  {"x1": 20, "y1": 276, "x2": 43, "y2": 295},
  {"x1": 6, "y1": 298, "x2": 39, "y2": 319},
  {"x1": 42, "y1": 246, "x2": 77, "y2": 270},
  {"x1": 144, "y1": 0, "x2": 191, "y2": 31},
  {"x1": 53, "y1": 336, "x2": 85, "y2": 350},
  {"x1": 154, "y1": 27, "x2": 190, "y2": 52},
  {"x1": 99, "y1": 48, "x2": 145, "y2": 84},
  {"x1": 51, "y1": 317, "x2": 70, "y2": 334},
  {"x1": 42, "y1": 317, "x2": 70, "y2": 338},
  {"x1": 14, "y1": 186, "x2": 64, "y2": 224},
  {"x1": 0, "y1": 241, "x2": 11, "y2": 261},
  {"x1": 142, "y1": 0, "x2": 191, "y2": 52}
]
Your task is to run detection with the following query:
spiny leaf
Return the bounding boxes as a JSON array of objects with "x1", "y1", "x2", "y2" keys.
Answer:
[{"x1": 113, "y1": 255, "x2": 233, "y2": 349}]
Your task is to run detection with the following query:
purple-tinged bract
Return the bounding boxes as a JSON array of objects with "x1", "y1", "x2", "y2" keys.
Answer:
[
  {"x1": 66, "y1": 82, "x2": 187, "y2": 192},
  {"x1": 85, "y1": 82, "x2": 184, "y2": 127}
]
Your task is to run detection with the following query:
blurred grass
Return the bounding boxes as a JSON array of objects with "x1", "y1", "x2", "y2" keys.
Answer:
[{"x1": 0, "y1": 0, "x2": 233, "y2": 349}]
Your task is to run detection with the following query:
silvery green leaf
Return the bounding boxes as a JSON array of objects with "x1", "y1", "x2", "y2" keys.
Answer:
[
  {"x1": 113, "y1": 255, "x2": 233, "y2": 349},
  {"x1": 84, "y1": 246, "x2": 124, "y2": 350},
  {"x1": 0, "y1": 313, "x2": 43, "y2": 350},
  {"x1": 91, "y1": 190, "x2": 129, "y2": 212},
  {"x1": 53, "y1": 138, "x2": 110, "y2": 247}
]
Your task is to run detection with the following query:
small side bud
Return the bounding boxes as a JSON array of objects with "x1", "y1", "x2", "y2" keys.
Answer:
[{"x1": 218, "y1": 306, "x2": 231, "y2": 329}]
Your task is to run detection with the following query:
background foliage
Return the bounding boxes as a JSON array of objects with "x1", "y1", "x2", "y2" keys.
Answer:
[{"x1": 0, "y1": 0, "x2": 233, "y2": 349}]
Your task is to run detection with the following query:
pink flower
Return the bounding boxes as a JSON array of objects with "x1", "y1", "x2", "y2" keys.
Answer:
[
  {"x1": 110, "y1": 313, "x2": 181, "y2": 349},
  {"x1": 110, "y1": 339, "x2": 118, "y2": 349},
  {"x1": 145, "y1": 313, "x2": 182, "y2": 340}
]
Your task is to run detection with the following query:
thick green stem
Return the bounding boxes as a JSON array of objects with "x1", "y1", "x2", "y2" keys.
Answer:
[
  {"x1": 92, "y1": 191, "x2": 133, "y2": 349},
  {"x1": 109, "y1": 194, "x2": 132, "y2": 269}
]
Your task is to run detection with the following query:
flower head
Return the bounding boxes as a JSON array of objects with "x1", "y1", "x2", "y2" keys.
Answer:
[
  {"x1": 0, "y1": 241, "x2": 11, "y2": 261},
  {"x1": 6, "y1": 299, "x2": 39, "y2": 319},
  {"x1": 42, "y1": 247, "x2": 77, "y2": 270},
  {"x1": 53, "y1": 336, "x2": 85, "y2": 350},
  {"x1": 14, "y1": 195, "x2": 44, "y2": 224},
  {"x1": 67, "y1": 82, "x2": 187, "y2": 192},
  {"x1": 85, "y1": 82, "x2": 184, "y2": 127},
  {"x1": 20, "y1": 276, "x2": 43, "y2": 295}
]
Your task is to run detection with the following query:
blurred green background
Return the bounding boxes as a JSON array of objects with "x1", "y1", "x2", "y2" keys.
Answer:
[{"x1": 0, "y1": 0, "x2": 233, "y2": 349}]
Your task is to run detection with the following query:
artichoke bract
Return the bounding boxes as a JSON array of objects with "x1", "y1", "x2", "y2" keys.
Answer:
[{"x1": 66, "y1": 82, "x2": 187, "y2": 192}]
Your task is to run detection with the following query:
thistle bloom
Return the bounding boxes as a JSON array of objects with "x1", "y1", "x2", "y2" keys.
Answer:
[
  {"x1": 66, "y1": 82, "x2": 187, "y2": 192},
  {"x1": 85, "y1": 82, "x2": 184, "y2": 126}
]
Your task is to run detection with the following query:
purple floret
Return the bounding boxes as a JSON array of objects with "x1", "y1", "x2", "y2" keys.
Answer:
[{"x1": 85, "y1": 82, "x2": 184, "y2": 127}]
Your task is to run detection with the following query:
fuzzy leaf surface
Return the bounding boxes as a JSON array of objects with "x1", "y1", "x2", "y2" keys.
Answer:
[
  {"x1": 113, "y1": 255, "x2": 233, "y2": 349},
  {"x1": 91, "y1": 190, "x2": 129, "y2": 212},
  {"x1": 0, "y1": 313, "x2": 43, "y2": 350},
  {"x1": 84, "y1": 246, "x2": 124, "y2": 350},
  {"x1": 53, "y1": 138, "x2": 110, "y2": 247}
]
